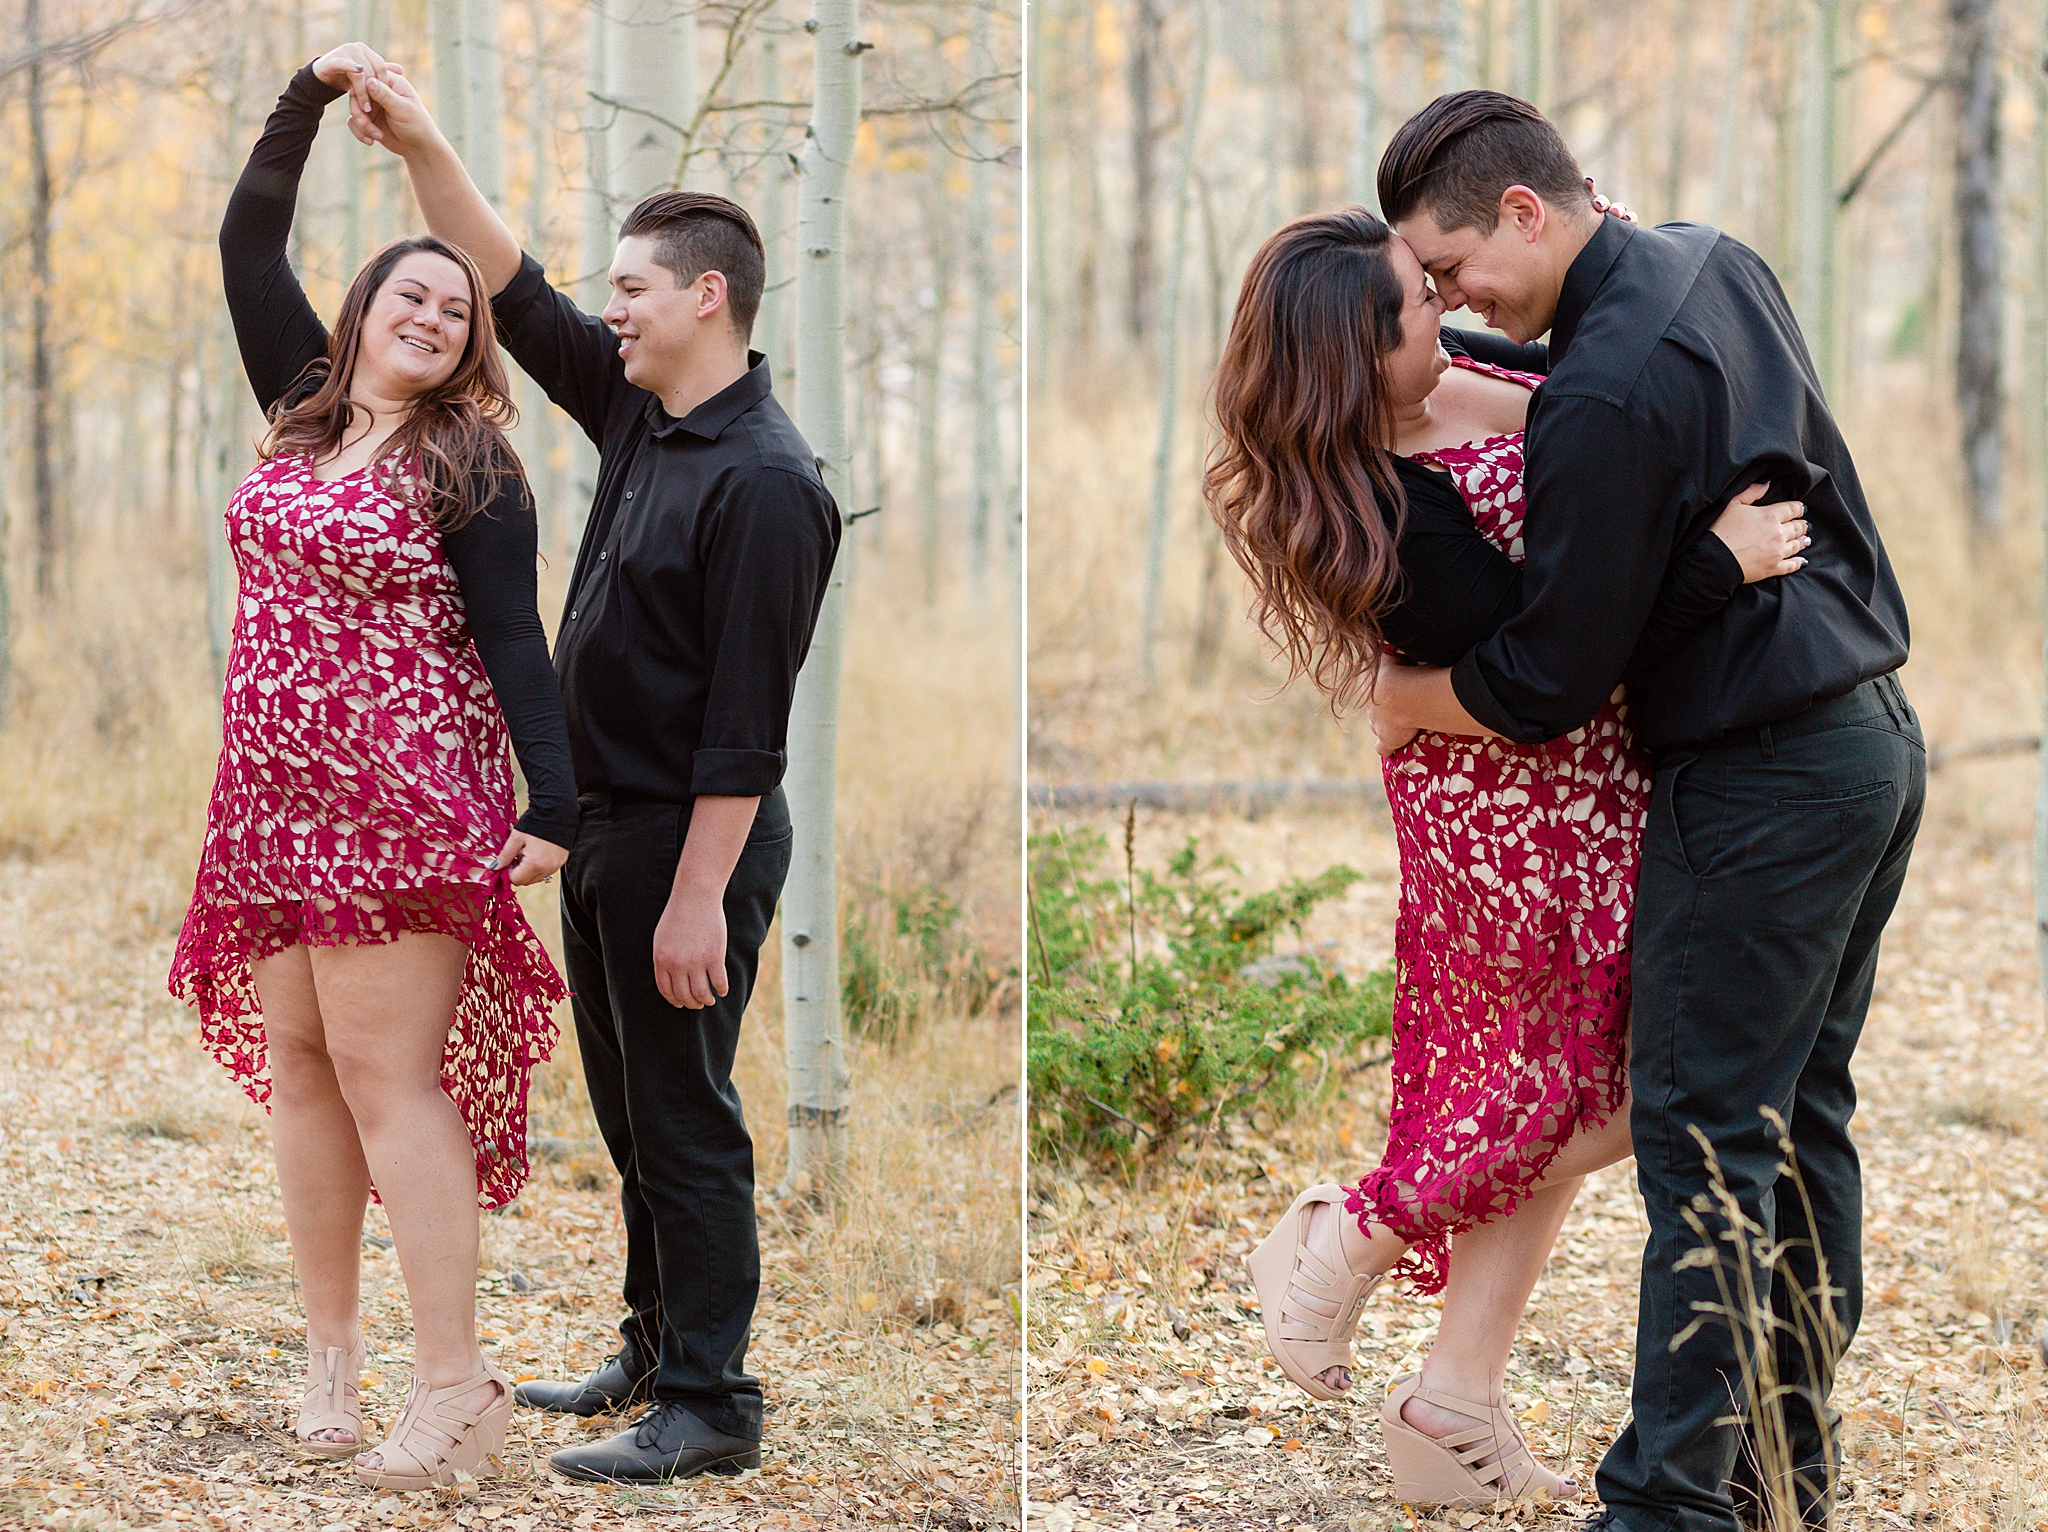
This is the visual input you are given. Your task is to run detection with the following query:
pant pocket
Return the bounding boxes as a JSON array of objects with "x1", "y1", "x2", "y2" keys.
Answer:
[{"x1": 1662, "y1": 753, "x2": 1722, "y2": 879}]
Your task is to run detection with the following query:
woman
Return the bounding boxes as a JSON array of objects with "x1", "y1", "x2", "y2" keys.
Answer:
[
  {"x1": 168, "y1": 44, "x2": 576, "y2": 1490},
  {"x1": 1205, "y1": 208, "x2": 1808, "y2": 1505}
]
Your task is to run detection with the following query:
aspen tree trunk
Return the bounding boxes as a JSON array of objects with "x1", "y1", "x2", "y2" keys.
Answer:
[
  {"x1": 1138, "y1": 0, "x2": 1211, "y2": 680},
  {"x1": 1788, "y1": 0, "x2": 1842, "y2": 397},
  {"x1": 27, "y1": 0, "x2": 60, "y2": 604},
  {"x1": 1708, "y1": 0, "x2": 1754, "y2": 228},
  {"x1": 203, "y1": 65, "x2": 250, "y2": 684},
  {"x1": 465, "y1": 0, "x2": 506, "y2": 207},
  {"x1": 523, "y1": 0, "x2": 560, "y2": 562},
  {"x1": 1347, "y1": 0, "x2": 1379, "y2": 207},
  {"x1": 917, "y1": 178, "x2": 954, "y2": 607},
  {"x1": 343, "y1": 0, "x2": 371, "y2": 270},
  {"x1": 753, "y1": 2, "x2": 797, "y2": 389},
  {"x1": 1952, "y1": 0, "x2": 2002, "y2": 528},
  {"x1": 430, "y1": 0, "x2": 472, "y2": 160},
  {"x1": 1514, "y1": 0, "x2": 1553, "y2": 109},
  {"x1": 1438, "y1": 0, "x2": 1472, "y2": 93},
  {"x1": 1127, "y1": 0, "x2": 1160, "y2": 341},
  {"x1": 1259, "y1": 0, "x2": 1280, "y2": 233},
  {"x1": 779, "y1": 0, "x2": 862, "y2": 1198},
  {"x1": 967, "y1": 1, "x2": 999, "y2": 593},
  {"x1": 2033, "y1": 0, "x2": 2048, "y2": 1001},
  {"x1": 573, "y1": 3, "x2": 612, "y2": 549},
  {"x1": 605, "y1": 0, "x2": 697, "y2": 202}
]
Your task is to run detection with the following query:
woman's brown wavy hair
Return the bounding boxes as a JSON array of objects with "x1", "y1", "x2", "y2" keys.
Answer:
[
  {"x1": 260, "y1": 235, "x2": 518, "y2": 532},
  {"x1": 1205, "y1": 208, "x2": 1410, "y2": 715}
]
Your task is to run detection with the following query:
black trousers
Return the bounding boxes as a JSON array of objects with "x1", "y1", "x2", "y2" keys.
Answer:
[
  {"x1": 1595, "y1": 675, "x2": 1923, "y2": 1532},
  {"x1": 558, "y1": 787, "x2": 792, "y2": 1442}
]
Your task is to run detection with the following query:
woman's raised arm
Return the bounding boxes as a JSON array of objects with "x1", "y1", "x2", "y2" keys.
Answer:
[{"x1": 219, "y1": 59, "x2": 352, "y2": 413}]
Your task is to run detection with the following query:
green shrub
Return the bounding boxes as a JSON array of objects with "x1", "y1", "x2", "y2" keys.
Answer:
[
  {"x1": 1027, "y1": 827, "x2": 1393, "y2": 1161},
  {"x1": 843, "y1": 881, "x2": 1013, "y2": 1045}
]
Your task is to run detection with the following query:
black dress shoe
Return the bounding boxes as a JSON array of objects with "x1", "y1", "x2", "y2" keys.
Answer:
[
  {"x1": 548, "y1": 1400, "x2": 761, "y2": 1483},
  {"x1": 513, "y1": 1348, "x2": 653, "y2": 1417}
]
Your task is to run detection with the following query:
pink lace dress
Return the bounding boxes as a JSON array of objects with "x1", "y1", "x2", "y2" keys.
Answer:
[
  {"x1": 1349, "y1": 360, "x2": 1646, "y2": 1292},
  {"x1": 169, "y1": 453, "x2": 566, "y2": 1210}
]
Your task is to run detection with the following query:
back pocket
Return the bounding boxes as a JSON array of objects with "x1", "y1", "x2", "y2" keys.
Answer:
[{"x1": 1778, "y1": 780, "x2": 1893, "y2": 808}]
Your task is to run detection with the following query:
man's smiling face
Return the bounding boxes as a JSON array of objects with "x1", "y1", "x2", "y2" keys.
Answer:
[{"x1": 1393, "y1": 187, "x2": 1565, "y2": 344}]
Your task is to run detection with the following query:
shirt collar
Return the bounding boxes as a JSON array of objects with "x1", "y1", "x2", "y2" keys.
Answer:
[
  {"x1": 646, "y1": 351, "x2": 774, "y2": 441},
  {"x1": 1546, "y1": 216, "x2": 1634, "y2": 364}
]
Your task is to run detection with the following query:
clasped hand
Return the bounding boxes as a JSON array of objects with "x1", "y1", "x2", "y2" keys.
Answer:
[{"x1": 310, "y1": 42, "x2": 437, "y2": 156}]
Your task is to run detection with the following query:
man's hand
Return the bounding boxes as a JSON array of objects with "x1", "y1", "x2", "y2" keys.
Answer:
[
  {"x1": 1367, "y1": 655, "x2": 1423, "y2": 758},
  {"x1": 651, "y1": 795, "x2": 760, "y2": 1011},
  {"x1": 489, "y1": 829, "x2": 569, "y2": 887},
  {"x1": 1367, "y1": 654, "x2": 1500, "y2": 755},
  {"x1": 654, "y1": 888, "x2": 729, "y2": 1009}
]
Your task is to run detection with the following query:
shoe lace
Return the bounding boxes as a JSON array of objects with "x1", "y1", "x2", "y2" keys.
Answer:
[{"x1": 631, "y1": 1399, "x2": 689, "y2": 1449}]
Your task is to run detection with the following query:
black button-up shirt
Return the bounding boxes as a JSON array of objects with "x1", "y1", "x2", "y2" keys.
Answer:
[
  {"x1": 1448, "y1": 216, "x2": 1910, "y2": 752},
  {"x1": 492, "y1": 252, "x2": 841, "y2": 801}
]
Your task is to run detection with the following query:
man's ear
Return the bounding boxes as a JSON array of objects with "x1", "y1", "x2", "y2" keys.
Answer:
[
  {"x1": 696, "y1": 271, "x2": 730, "y2": 322},
  {"x1": 1500, "y1": 185, "x2": 1547, "y2": 243}
]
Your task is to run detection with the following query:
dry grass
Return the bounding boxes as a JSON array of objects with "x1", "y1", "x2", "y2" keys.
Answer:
[
  {"x1": 0, "y1": 526, "x2": 1021, "y2": 1529},
  {"x1": 1026, "y1": 369, "x2": 2048, "y2": 1528}
]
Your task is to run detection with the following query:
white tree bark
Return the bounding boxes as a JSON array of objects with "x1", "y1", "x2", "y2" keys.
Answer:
[
  {"x1": 779, "y1": 0, "x2": 863, "y2": 1198},
  {"x1": 1138, "y1": 0, "x2": 1212, "y2": 679},
  {"x1": 605, "y1": 0, "x2": 698, "y2": 205},
  {"x1": 1514, "y1": 0, "x2": 1553, "y2": 109},
  {"x1": 572, "y1": 2, "x2": 612, "y2": 549},
  {"x1": 343, "y1": 0, "x2": 371, "y2": 270},
  {"x1": 753, "y1": 2, "x2": 797, "y2": 389},
  {"x1": 464, "y1": 0, "x2": 506, "y2": 208},
  {"x1": 2034, "y1": 0, "x2": 2048, "y2": 1003},
  {"x1": 916, "y1": 176, "x2": 953, "y2": 606},
  {"x1": 968, "y1": 1, "x2": 999, "y2": 593},
  {"x1": 1707, "y1": 0, "x2": 1754, "y2": 228},
  {"x1": 430, "y1": 0, "x2": 472, "y2": 162},
  {"x1": 1346, "y1": 0, "x2": 1379, "y2": 207}
]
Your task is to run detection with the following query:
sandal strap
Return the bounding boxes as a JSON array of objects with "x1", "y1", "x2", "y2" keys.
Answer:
[{"x1": 374, "y1": 1368, "x2": 505, "y2": 1474}]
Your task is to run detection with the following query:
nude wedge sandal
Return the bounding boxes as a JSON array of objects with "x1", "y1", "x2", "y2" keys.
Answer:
[
  {"x1": 295, "y1": 1337, "x2": 365, "y2": 1459},
  {"x1": 1245, "y1": 1184, "x2": 1387, "y2": 1402},
  {"x1": 1380, "y1": 1372, "x2": 1577, "y2": 1506},
  {"x1": 353, "y1": 1362, "x2": 514, "y2": 1490}
]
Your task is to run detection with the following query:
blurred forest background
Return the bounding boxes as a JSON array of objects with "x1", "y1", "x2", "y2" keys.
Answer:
[
  {"x1": 1025, "y1": 4, "x2": 2048, "y2": 1527},
  {"x1": 0, "y1": 1, "x2": 1022, "y2": 1522}
]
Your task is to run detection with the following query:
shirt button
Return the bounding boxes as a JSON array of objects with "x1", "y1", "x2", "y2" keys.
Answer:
[
  {"x1": 569, "y1": 610, "x2": 578, "y2": 620},
  {"x1": 624, "y1": 490, "x2": 633, "y2": 499},
  {"x1": 599, "y1": 551, "x2": 608, "y2": 561}
]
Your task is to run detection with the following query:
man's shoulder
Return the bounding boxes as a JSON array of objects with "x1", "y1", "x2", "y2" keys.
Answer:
[
  {"x1": 727, "y1": 395, "x2": 830, "y2": 489},
  {"x1": 1544, "y1": 222, "x2": 1731, "y2": 409}
]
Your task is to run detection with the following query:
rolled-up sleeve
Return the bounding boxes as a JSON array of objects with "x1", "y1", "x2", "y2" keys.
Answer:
[
  {"x1": 689, "y1": 467, "x2": 841, "y2": 797},
  {"x1": 1451, "y1": 394, "x2": 1685, "y2": 741}
]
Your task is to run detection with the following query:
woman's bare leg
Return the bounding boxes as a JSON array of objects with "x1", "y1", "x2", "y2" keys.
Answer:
[
  {"x1": 1401, "y1": 1101, "x2": 1635, "y2": 1451},
  {"x1": 311, "y1": 931, "x2": 499, "y2": 1465},
  {"x1": 256, "y1": 945, "x2": 373, "y2": 1445}
]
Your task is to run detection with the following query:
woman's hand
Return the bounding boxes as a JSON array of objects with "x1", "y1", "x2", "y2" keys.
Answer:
[
  {"x1": 489, "y1": 830, "x2": 570, "y2": 887},
  {"x1": 1585, "y1": 176, "x2": 1637, "y2": 223},
  {"x1": 310, "y1": 43, "x2": 391, "y2": 144},
  {"x1": 1711, "y1": 482, "x2": 1810, "y2": 583}
]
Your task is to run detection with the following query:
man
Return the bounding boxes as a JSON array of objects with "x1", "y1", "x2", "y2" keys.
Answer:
[
  {"x1": 358, "y1": 65, "x2": 840, "y2": 1482},
  {"x1": 1366, "y1": 93, "x2": 1922, "y2": 1532}
]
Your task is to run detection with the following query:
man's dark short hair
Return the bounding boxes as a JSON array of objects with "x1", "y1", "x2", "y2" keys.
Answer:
[
  {"x1": 1378, "y1": 90, "x2": 1592, "y2": 235},
  {"x1": 619, "y1": 191, "x2": 767, "y2": 339}
]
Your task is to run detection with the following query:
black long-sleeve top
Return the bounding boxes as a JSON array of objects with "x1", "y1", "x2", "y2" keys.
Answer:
[
  {"x1": 489, "y1": 252, "x2": 841, "y2": 802},
  {"x1": 1447, "y1": 217, "x2": 1909, "y2": 751},
  {"x1": 1377, "y1": 327, "x2": 1746, "y2": 672},
  {"x1": 219, "y1": 63, "x2": 580, "y2": 847}
]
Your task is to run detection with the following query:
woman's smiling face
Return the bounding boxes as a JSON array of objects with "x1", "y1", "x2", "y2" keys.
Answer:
[
  {"x1": 1380, "y1": 235, "x2": 1451, "y2": 411},
  {"x1": 355, "y1": 250, "x2": 473, "y2": 397}
]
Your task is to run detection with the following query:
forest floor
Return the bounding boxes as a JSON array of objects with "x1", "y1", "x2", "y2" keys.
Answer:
[
  {"x1": 1024, "y1": 765, "x2": 2048, "y2": 1532},
  {"x1": 0, "y1": 846, "x2": 1021, "y2": 1532}
]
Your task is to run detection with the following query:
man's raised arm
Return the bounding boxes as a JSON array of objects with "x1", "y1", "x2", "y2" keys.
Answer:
[{"x1": 361, "y1": 68, "x2": 522, "y2": 294}]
